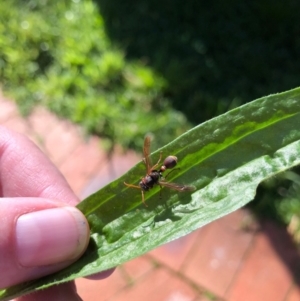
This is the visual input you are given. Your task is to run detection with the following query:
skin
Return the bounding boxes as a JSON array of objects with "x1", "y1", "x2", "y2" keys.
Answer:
[{"x1": 0, "y1": 126, "x2": 113, "y2": 301}]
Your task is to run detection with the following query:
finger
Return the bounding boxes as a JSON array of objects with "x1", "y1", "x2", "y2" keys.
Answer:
[
  {"x1": 0, "y1": 126, "x2": 78, "y2": 205},
  {"x1": 0, "y1": 126, "x2": 112, "y2": 297},
  {"x1": 0, "y1": 198, "x2": 89, "y2": 289}
]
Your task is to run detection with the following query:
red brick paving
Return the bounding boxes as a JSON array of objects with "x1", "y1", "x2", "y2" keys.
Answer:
[
  {"x1": 183, "y1": 211, "x2": 255, "y2": 298},
  {"x1": 146, "y1": 273, "x2": 199, "y2": 301},
  {"x1": 43, "y1": 120, "x2": 83, "y2": 165},
  {"x1": 148, "y1": 226, "x2": 203, "y2": 272},
  {"x1": 2, "y1": 115, "x2": 31, "y2": 136},
  {"x1": 27, "y1": 106, "x2": 60, "y2": 134},
  {"x1": 286, "y1": 286, "x2": 300, "y2": 301},
  {"x1": 122, "y1": 256, "x2": 156, "y2": 280},
  {"x1": 109, "y1": 268, "x2": 171, "y2": 301},
  {"x1": 108, "y1": 268, "x2": 192, "y2": 301},
  {"x1": 225, "y1": 231, "x2": 292, "y2": 301},
  {"x1": 76, "y1": 268, "x2": 128, "y2": 301},
  {"x1": 225, "y1": 221, "x2": 300, "y2": 301},
  {"x1": 59, "y1": 136, "x2": 107, "y2": 195},
  {"x1": 1, "y1": 95, "x2": 300, "y2": 301},
  {"x1": 0, "y1": 95, "x2": 17, "y2": 122}
]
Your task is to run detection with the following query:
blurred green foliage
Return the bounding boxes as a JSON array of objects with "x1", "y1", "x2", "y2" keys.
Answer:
[
  {"x1": 1, "y1": 0, "x2": 300, "y2": 148},
  {"x1": 96, "y1": 0, "x2": 300, "y2": 124},
  {"x1": 250, "y1": 168, "x2": 300, "y2": 243},
  {"x1": 252, "y1": 168, "x2": 300, "y2": 225},
  {"x1": 0, "y1": 0, "x2": 190, "y2": 150}
]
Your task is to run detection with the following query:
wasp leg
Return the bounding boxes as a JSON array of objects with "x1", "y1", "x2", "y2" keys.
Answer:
[
  {"x1": 141, "y1": 190, "x2": 148, "y2": 207},
  {"x1": 124, "y1": 182, "x2": 148, "y2": 207},
  {"x1": 151, "y1": 151, "x2": 163, "y2": 170},
  {"x1": 124, "y1": 182, "x2": 141, "y2": 189},
  {"x1": 164, "y1": 167, "x2": 180, "y2": 179}
]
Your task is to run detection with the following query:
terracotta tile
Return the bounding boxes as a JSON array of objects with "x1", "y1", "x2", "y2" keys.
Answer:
[
  {"x1": 26, "y1": 107, "x2": 61, "y2": 151},
  {"x1": 191, "y1": 288, "x2": 223, "y2": 301},
  {"x1": 192, "y1": 296, "x2": 217, "y2": 301},
  {"x1": 2, "y1": 115, "x2": 31, "y2": 136},
  {"x1": 183, "y1": 210, "x2": 255, "y2": 298},
  {"x1": 110, "y1": 148, "x2": 141, "y2": 175},
  {"x1": 153, "y1": 274, "x2": 199, "y2": 301},
  {"x1": 76, "y1": 268, "x2": 128, "y2": 301},
  {"x1": 27, "y1": 106, "x2": 61, "y2": 137},
  {"x1": 225, "y1": 224, "x2": 295, "y2": 301},
  {"x1": 0, "y1": 98, "x2": 18, "y2": 123},
  {"x1": 43, "y1": 120, "x2": 83, "y2": 165},
  {"x1": 122, "y1": 255, "x2": 156, "y2": 281},
  {"x1": 59, "y1": 136, "x2": 106, "y2": 196},
  {"x1": 79, "y1": 160, "x2": 116, "y2": 199},
  {"x1": 109, "y1": 267, "x2": 172, "y2": 301},
  {"x1": 80, "y1": 149, "x2": 141, "y2": 199},
  {"x1": 286, "y1": 286, "x2": 300, "y2": 301},
  {"x1": 1, "y1": 114, "x2": 47, "y2": 154},
  {"x1": 107, "y1": 260, "x2": 213, "y2": 301},
  {"x1": 148, "y1": 228, "x2": 203, "y2": 272},
  {"x1": 261, "y1": 221, "x2": 300, "y2": 277}
]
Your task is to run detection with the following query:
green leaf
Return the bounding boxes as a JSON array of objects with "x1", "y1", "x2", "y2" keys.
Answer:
[{"x1": 1, "y1": 87, "x2": 300, "y2": 300}]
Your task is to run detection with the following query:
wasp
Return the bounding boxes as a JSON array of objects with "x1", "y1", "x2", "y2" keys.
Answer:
[{"x1": 124, "y1": 136, "x2": 196, "y2": 206}]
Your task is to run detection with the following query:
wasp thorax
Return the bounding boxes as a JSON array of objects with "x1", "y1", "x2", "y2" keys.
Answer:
[{"x1": 163, "y1": 155, "x2": 178, "y2": 169}]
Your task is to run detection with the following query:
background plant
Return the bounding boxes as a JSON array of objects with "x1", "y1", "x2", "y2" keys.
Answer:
[{"x1": 0, "y1": 0, "x2": 190, "y2": 150}]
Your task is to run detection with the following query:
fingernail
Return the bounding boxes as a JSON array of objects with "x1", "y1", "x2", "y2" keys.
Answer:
[{"x1": 16, "y1": 207, "x2": 89, "y2": 267}]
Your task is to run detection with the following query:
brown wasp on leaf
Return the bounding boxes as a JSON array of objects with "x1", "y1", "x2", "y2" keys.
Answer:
[{"x1": 124, "y1": 136, "x2": 196, "y2": 206}]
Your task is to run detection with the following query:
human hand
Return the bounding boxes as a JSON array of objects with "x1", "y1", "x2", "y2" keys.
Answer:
[{"x1": 0, "y1": 126, "x2": 110, "y2": 301}]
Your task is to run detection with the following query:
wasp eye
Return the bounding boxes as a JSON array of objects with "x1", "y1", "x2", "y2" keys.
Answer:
[{"x1": 163, "y1": 156, "x2": 178, "y2": 169}]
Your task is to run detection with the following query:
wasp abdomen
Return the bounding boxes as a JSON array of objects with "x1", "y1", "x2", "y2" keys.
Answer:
[{"x1": 163, "y1": 156, "x2": 178, "y2": 169}]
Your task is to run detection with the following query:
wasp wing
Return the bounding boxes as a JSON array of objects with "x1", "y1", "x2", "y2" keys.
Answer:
[
  {"x1": 159, "y1": 181, "x2": 196, "y2": 192},
  {"x1": 143, "y1": 136, "x2": 152, "y2": 174}
]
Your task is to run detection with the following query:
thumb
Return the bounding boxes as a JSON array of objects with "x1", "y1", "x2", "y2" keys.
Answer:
[{"x1": 0, "y1": 198, "x2": 90, "y2": 289}]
